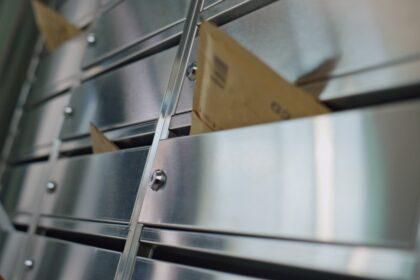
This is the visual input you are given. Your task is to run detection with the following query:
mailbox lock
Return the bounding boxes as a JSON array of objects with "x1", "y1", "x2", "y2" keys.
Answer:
[{"x1": 149, "y1": 169, "x2": 167, "y2": 191}]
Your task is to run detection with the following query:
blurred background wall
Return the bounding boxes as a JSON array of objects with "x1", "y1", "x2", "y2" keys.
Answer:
[{"x1": 0, "y1": 0, "x2": 39, "y2": 153}]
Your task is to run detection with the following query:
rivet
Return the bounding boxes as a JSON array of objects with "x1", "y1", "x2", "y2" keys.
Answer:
[
  {"x1": 86, "y1": 33, "x2": 96, "y2": 46},
  {"x1": 149, "y1": 169, "x2": 167, "y2": 191},
  {"x1": 24, "y1": 259, "x2": 34, "y2": 270},
  {"x1": 63, "y1": 106, "x2": 73, "y2": 118},
  {"x1": 46, "y1": 181, "x2": 57, "y2": 193},
  {"x1": 186, "y1": 62, "x2": 198, "y2": 81}
]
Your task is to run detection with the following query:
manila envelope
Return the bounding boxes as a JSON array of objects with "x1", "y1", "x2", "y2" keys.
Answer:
[
  {"x1": 191, "y1": 22, "x2": 330, "y2": 135},
  {"x1": 32, "y1": 0, "x2": 82, "y2": 52},
  {"x1": 90, "y1": 123, "x2": 119, "y2": 154}
]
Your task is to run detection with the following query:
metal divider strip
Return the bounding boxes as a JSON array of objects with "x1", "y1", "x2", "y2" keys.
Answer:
[
  {"x1": 114, "y1": 1, "x2": 205, "y2": 279},
  {"x1": 0, "y1": 37, "x2": 45, "y2": 232},
  {"x1": 11, "y1": 82, "x2": 80, "y2": 280}
]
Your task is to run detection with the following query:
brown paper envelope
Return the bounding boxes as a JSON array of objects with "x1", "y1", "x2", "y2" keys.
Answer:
[
  {"x1": 191, "y1": 22, "x2": 330, "y2": 135},
  {"x1": 32, "y1": 0, "x2": 82, "y2": 52},
  {"x1": 89, "y1": 123, "x2": 119, "y2": 154}
]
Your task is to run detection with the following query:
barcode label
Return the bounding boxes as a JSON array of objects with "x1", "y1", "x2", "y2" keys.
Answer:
[
  {"x1": 211, "y1": 55, "x2": 228, "y2": 89},
  {"x1": 270, "y1": 101, "x2": 291, "y2": 119}
]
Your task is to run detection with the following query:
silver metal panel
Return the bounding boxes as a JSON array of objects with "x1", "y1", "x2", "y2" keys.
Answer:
[
  {"x1": 38, "y1": 216, "x2": 129, "y2": 239},
  {"x1": 0, "y1": 162, "x2": 47, "y2": 217},
  {"x1": 81, "y1": 0, "x2": 271, "y2": 80},
  {"x1": 60, "y1": 46, "x2": 176, "y2": 140},
  {"x1": 177, "y1": 0, "x2": 420, "y2": 113},
  {"x1": 83, "y1": 0, "x2": 192, "y2": 68},
  {"x1": 27, "y1": 33, "x2": 86, "y2": 106},
  {"x1": 82, "y1": 0, "x2": 224, "y2": 69},
  {"x1": 40, "y1": 147, "x2": 147, "y2": 222},
  {"x1": 141, "y1": 100, "x2": 420, "y2": 248},
  {"x1": 133, "y1": 257, "x2": 252, "y2": 280},
  {"x1": 23, "y1": 236, "x2": 120, "y2": 280},
  {"x1": 141, "y1": 228, "x2": 417, "y2": 280},
  {"x1": 10, "y1": 93, "x2": 70, "y2": 162},
  {"x1": 58, "y1": 0, "x2": 101, "y2": 27},
  {"x1": 0, "y1": 231, "x2": 26, "y2": 279}
]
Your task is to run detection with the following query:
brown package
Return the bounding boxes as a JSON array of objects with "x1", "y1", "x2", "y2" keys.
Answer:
[
  {"x1": 190, "y1": 22, "x2": 330, "y2": 135},
  {"x1": 32, "y1": 1, "x2": 82, "y2": 52},
  {"x1": 89, "y1": 123, "x2": 119, "y2": 154}
]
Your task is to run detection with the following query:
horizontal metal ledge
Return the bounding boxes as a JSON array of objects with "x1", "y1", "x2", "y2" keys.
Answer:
[
  {"x1": 134, "y1": 257, "x2": 251, "y2": 280},
  {"x1": 141, "y1": 99, "x2": 420, "y2": 248},
  {"x1": 38, "y1": 216, "x2": 129, "y2": 240},
  {"x1": 140, "y1": 227, "x2": 417, "y2": 280}
]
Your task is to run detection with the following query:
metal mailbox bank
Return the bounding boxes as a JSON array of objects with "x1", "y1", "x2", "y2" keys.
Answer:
[{"x1": 0, "y1": 0, "x2": 419, "y2": 279}]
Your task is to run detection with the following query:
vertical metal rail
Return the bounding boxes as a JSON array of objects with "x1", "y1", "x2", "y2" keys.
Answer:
[
  {"x1": 114, "y1": 1, "x2": 205, "y2": 279},
  {"x1": 11, "y1": 83, "x2": 80, "y2": 280},
  {"x1": 0, "y1": 37, "x2": 44, "y2": 232}
]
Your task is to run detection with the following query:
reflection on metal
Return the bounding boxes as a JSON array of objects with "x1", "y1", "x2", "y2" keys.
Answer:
[
  {"x1": 0, "y1": 162, "x2": 47, "y2": 217},
  {"x1": 133, "y1": 257, "x2": 251, "y2": 280},
  {"x1": 27, "y1": 33, "x2": 86, "y2": 106},
  {"x1": 60, "y1": 46, "x2": 177, "y2": 140},
  {"x1": 141, "y1": 227, "x2": 417, "y2": 280},
  {"x1": 0, "y1": 204, "x2": 13, "y2": 231},
  {"x1": 81, "y1": 0, "x2": 272, "y2": 80},
  {"x1": 0, "y1": 231, "x2": 27, "y2": 279},
  {"x1": 141, "y1": 100, "x2": 420, "y2": 248},
  {"x1": 40, "y1": 147, "x2": 148, "y2": 222},
  {"x1": 10, "y1": 93, "x2": 70, "y2": 162},
  {"x1": 83, "y1": 0, "x2": 192, "y2": 69},
  {"x1": 22, "y1": 236, "x2": 120, "y2": 280}
]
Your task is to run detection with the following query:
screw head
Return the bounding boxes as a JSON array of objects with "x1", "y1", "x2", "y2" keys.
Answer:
[
  {"x1": 24, "y1": 259, "x2": 34, "y2": 270},
  {"x1": 63, "y1": 106, "x2": 73, "y2": 118},
  {"x1": 86, "y1": 33, "x2": 96, "y2": 46},
  {"x1": 149, "y1": 169, "x2": 167, "y2": 191},
  {"x1": 46, "y1": 181, "x2": 57, "y2": 193},
  {"x1": 186, "y1": 62, "x2": 198, "y2": 81}
]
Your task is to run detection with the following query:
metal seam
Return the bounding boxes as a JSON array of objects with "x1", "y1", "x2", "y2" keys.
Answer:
[{"x1": 113, "y1": 1, "x2": 205, "y2": 279}]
